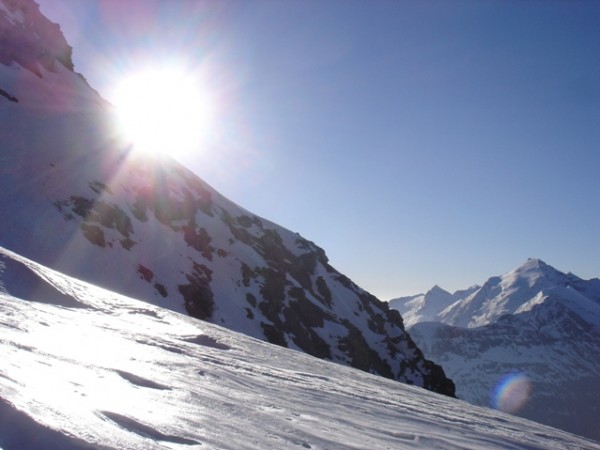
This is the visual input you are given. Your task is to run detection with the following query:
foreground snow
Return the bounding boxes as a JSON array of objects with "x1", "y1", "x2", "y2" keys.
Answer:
[{"x1": 0, "y1": 247, "x2": 597, "y2": 450}]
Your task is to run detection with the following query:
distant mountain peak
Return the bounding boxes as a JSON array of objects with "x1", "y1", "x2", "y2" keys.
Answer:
[
  {"x1": 406, "y1": 262, "x2": 600, "y2": 442},
  {"x1": 387, "y1": 285, "x2": 458, "y2": 328},
  {"x1": 392, "y1": 259, "x2": 599, "y2": 330},
  {"x1": 423, "y1": 285, "x2": 454, "y2": 306},
  {"x1": 426, "y1": 285, "x2": 450, "y2": 297},
  {"x1": 519, "y1": 257, "x2": 552, "y2": 271},
  {"x1": 507, "y1": 258, "x2": 569, "y2": 290}
]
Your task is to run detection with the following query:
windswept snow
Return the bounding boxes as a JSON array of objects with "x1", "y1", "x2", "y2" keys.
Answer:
[{"x1": 0, "y1": 246, "x2": 597, "y2": 449}]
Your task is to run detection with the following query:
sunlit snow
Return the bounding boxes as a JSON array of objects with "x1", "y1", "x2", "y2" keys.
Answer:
[{"x1": 0, "y1": 247, "x2": 597, "y2": 450}]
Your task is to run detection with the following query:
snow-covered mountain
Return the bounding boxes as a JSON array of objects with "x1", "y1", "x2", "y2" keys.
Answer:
[
  {"x1": 388, "y1": 284, "x2": 480, "y2": 328},
  {"x1": 437, "y1": 258, "x2": 600, "y2": 328},
  {"x1": 389, "y1": 259, "x2": 600, "y2": 442},
  {"x1": 1, "y1": 246, "x2": 598, "y2": 450},
  {"x1": 390, "y1": 258, "x2": 600, "y2": 329},
  {"x1": 0, "y1": 0, "x2": 454, "y2": 394}
]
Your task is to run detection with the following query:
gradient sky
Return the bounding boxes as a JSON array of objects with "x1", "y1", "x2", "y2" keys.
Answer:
[{"x1": 37, "y1": 0, "x2": 600, "y2": 299}]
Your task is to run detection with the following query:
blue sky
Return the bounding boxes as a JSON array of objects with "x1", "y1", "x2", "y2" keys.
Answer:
[{"x1": 38, "y1": 0, "x2": 600, "y2": 299}]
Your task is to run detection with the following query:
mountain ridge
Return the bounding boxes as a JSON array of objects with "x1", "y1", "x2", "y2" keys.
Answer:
[
  {"x1": 390, "y1": 258, "x2": 600, "y2": 328},
  {"x1": 0, "y1": 0, "x2": 454, "y2": 394},
  {"x1": 390, "y1": 258, "x2": 600, "y2": 441}
]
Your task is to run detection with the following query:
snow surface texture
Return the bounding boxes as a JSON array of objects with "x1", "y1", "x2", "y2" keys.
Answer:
[
  {"x1": 0, "y1": 246, "x2": 597, "y2": 450},
  {"x1": 390, "y1": 259, "x2": 600, "y2": 442},
  {"x1": 0, "y1": 0, "x2": 452, "y2": 394}
]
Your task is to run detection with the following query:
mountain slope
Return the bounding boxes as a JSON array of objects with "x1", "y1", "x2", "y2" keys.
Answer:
[
  {"x1": 0, "y1": 0, "x2": 453, "y2": 393},
  {"x1": 1, "y1": 246, "x2": 597, "y2": 450},
  {"x1": 391, "y1": 259, "x2": 600, "y2": 442}
]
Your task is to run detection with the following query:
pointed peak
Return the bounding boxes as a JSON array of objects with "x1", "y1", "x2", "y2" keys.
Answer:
[
  {"x1": 425, "y1": 285, "x2": 451, "y2": 297},
  {"x1": 424, "y1": 284, "x2": 452, "y2": 303},
  {"x1": 517, "y1": 258, "x2": 554, "y2": 273},
  {"x1": 525, "y1": 257, "x2": 546, "y2": 266},
  {"x1": 506, "y1": 258, "x2": 569, "y2": 287}
]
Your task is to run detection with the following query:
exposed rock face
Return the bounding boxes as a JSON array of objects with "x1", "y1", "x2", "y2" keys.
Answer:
[
  {"x1": 0, "y1": 0, "x2": 74, "y2": 76},
  {"x1": 0, "y1": 0, "x2": 454, "y2": 395}
]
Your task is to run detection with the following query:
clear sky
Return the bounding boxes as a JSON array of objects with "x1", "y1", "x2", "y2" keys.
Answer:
[{"x1": 37, "y1": 0, "x2": 600, "y2": 299}]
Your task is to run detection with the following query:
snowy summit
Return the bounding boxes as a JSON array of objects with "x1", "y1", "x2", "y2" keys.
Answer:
[{"x1": 390, "y1": 259, "x2": 600, "y2": 442}]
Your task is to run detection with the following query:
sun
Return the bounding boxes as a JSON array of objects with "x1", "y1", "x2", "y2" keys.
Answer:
[{"x1": 112, "y1": 68, "x2": 213, "y2": 157}]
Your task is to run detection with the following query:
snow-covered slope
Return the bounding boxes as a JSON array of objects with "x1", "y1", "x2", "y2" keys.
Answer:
[
  {"x1": 0, "y1": 0, "x2": 453, "y2": 393},
  {"x1": 390, "y1": 259, "x2": 600, "y2": 442},
  {"x1": 0, "y1": 246, "x2": 597, "y2": 450}
]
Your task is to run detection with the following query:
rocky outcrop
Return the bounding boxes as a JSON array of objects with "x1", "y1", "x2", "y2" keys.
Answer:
[{"x1": 0, "y1": 0, "x2": 74, "y2": 76}]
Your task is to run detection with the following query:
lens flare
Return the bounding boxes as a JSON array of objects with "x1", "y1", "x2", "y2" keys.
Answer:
[
  {"x1": 492, "y1": 372, "x2": 531, "y2": 414},
  {"x1": 112, "y1": 67, "x2": 214, "y2": 158}
]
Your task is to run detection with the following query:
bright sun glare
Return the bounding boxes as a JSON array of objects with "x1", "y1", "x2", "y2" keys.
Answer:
[{"x1": 113, "y1": 68, "x2": 213, "y2": 157}]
